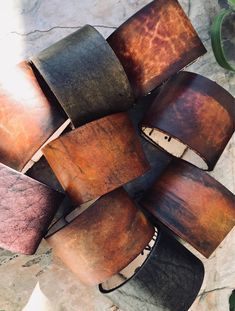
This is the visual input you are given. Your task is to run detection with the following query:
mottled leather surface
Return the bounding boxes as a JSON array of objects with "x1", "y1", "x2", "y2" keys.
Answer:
[
  {"x1": 0, "y1": 163, "x2": 64, "y2": 254},
  {"x1": 46, "y1": 188, "x2": 154, "y2": 286},
  {"x1": 31, "y1": 25, "x2": 134, "y2": 127},
  {"x1": 107, "y1": 0, "x2": 206, "y2": 98},
  {"x1": 100, "y1": 230, "x2": 204, "y2": 311},
  {"x1": 43, "y1": 113, "x2": 150, "y2": 205},
  {"x1": 0, "y1": 61, "x2": 66, "y2": 171},
  {"x1": 142, "y1": 71, "x2": 235, "y2": 170},
  {"x1": 140, "y1": 160, "x2": 235, "y2": 258}
]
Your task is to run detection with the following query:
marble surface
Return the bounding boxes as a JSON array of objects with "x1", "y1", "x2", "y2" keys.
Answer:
[{"x1": 0, "y1": 0, "x2": 234, "y2": 311}]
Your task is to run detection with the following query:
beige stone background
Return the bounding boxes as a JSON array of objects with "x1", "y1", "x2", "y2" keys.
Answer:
[{"x1": 0, "y1": 0, "x2": 234, "y2": 310}]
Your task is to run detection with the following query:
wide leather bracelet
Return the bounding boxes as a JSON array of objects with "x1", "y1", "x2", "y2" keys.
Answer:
[
  {"x1": 43, "y1": 112, "x2": 149, "y2": 205},
  {"x1": 141, "y1": 71, "x2": 235, "y2": 171},
  {"x1": 0, "y1": 61, "x2": 68, "y2": 172},
  {"x1": 46, "y1": 187, "x2": 154, "y2": 286},
  {"x1": 31, "y1": 25, "x2": 134, "y2": 127},
  {"x1": 0, "y1": 163, "x2": 64, "y2": 254},
  {"x1": 140, "y1": 160, "x2": 235, "y2": 258},
  {"x1": 99, "y1": 229, "x2": 204, "y2": 311},
  {"x1": 107, "y1": 0, "x2": 206, "y2": 98}
]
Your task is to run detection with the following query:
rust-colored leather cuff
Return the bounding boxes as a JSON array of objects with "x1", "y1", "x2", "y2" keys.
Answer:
[
  {"x1": 31, "y1": 25, "x2": 134, "y2": 128},
  {"x1": 46, "y1": 188, "x2": 154, "y2": 286},
  {"x1": 99, "y1": 229, "x2": 204, "y2": 311},
  {"x1": 141, "y1": 71, "x2": 235, "y2": 171},
  {"x1": 42, "y1": 112, "x2": 150, "y2": 205},
  {"x1": 0, "y1": 163, "x2": 64, "y2": 254},
  {"x1": 140, "y1": 160, "x2": 235, "y2": 258},
  {"x1": 107, "y1": 0, "x2": 206, "y2": 98},
  {"x1": 0, "y1": 61, "x2": 68, "y2": 172}
]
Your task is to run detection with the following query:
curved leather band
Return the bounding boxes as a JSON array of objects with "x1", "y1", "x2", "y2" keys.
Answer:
[
  {"x1": 43, "y1": 113, "x2": 149, "y2": 205},
  {"x1": 0, "y1": 163, "x2": 64, "y2": 254},
  {"x1": 0, "y1": 61, "x2": 67, "y2": 172},
  {"x1": 140, "y1": 160, "x2": 235, "y2": 258},
  {"x1": 31, "y1": 25, "x2": 134, "y2": 127},
  {"x1": 141, "y1": 71, "x2": 235, "y2": 171},
  {"x1": 107, "y1": 0, "x2": 206, "y2": 98},
  {"x1": 46, "y1": 188, "x2": 154, "y2": 286},
  {"x1": 99, "y1": 230, "x2": 204, "y2": 311}
]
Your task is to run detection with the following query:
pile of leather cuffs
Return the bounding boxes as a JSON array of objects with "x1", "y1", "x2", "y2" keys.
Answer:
[{"x1": 0, "y1": 1, "x2": 234, "y2": 310}]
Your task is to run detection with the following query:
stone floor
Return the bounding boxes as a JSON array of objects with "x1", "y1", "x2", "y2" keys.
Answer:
[{"x1": 0, "y1": 0, "x2": 234, "y2": 310}]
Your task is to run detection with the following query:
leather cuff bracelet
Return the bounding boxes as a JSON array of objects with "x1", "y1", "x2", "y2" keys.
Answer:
[
  {"x1": 107, "y1": 0, "x2": 206, "y2": 98},
  {"x1": 0, "y1": 163, "x2": 64, "y2": 254},
  {"x1": 31, "y1": 25, "x2": 134, "y2": 127},
  {"x1": 46, "y1": 188, "x2": 154, "y2": 286},
  {"x1": 0, "y1": 61, "x2": 68, "y2": 172},
  {"x1": 99, "y1": 229, "x2": 204, "y2": 311},
  {"x1": 141, "y1": 71, "x2": 235, "y2": 171},
  {"x1": 140, "y1": 160, "x2": 235, "y2": 258},
  {"x1": 43, "y1": 112, "x2": 149, "y2": 205}
]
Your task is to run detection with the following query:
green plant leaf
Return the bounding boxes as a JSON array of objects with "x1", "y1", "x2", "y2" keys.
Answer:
[
  {"x1": 228, "y1": 0, "x2": 235, "y2": 8},
  {"x1": 230, "y1": 290, "x2": 235, "y2": 311}
]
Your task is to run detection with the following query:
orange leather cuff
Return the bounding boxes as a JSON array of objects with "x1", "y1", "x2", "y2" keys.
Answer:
[
  {"x1": 107, "y1": 0, "x2": 206, "y2": 97},
  {"x1": 46, "y1": 188, "x2": 154, "y2": 286},
  {"x1": 140, "y1": 160, "x2": 235, "y2": 258},
  {"x1": 0, "y1": 61, "x2": 67, "y2": 172},
  {"x1": 43, "y1": 112, "x2": 150, "y2": 205},
  {"x1": 141, "y1": 71, "x2": 235, "y2": 171}
]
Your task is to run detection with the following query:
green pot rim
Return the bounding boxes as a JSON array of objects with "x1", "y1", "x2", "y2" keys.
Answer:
[{"x1": 211, "y1": 9, "x2": 235, "y2": 72}]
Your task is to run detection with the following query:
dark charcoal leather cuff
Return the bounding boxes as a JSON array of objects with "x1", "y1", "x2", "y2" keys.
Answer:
[
  {"x1": 107, "y1": 0, "x2": 206, "y2": 98},
  {"x1": 0, "y1": 61, "x2": 67, "y2": 172},
  {"x1": 141, "y1": 71, "x2": 235, "y2": 171},
  {"x1": 31, "y1": 25, "x2": 134, "y2": 127},
  {"x1": 99, "y1": 229, "x2": 204, "y2": 311},
  {"x1": 42, "y1": 112, "x2": 150, "y2": 205},
  {"x1": 140, "y1": 160, "x2": 235, "y2": 258},
  {"x1": 46, "y1": 188, "x2": 154, "y2": 286},
  {"x1": 0, "y1": 163, "x2": 64, "y2": 254}
]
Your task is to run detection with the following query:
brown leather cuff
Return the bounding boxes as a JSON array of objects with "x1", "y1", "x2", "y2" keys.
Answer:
[
  {"x1": 141, "y1": 71, "x2": 235, "y2": 171},
  {"x1": 0, "y1": 61, "x2": 67, "y2": 172},
  {"x1": 107, "y1": 0, "x2": 206, "y2": 98},
  {"x1": 42, "y1": 112, "x2": 150, "y2": 205},
  {"x1": 0, "y1": 163, "x2": 64, "y2": 254},
  {"x1": 31, "y1": 25, "x2": 134, "y2": 128},
  {"x1": 140, "y1": 160, "x2": 235, "y2": 258},
  {"x1": 46, "y1": 188, "x2": 154, "y2": 286}
]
